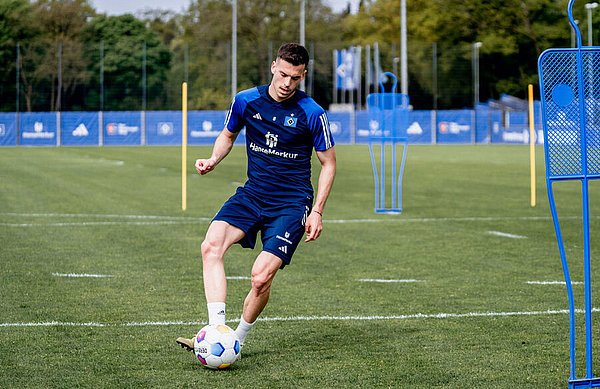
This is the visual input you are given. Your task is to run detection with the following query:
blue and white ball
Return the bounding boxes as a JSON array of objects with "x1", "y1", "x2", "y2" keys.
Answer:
[{"x1": 194, "y1": 324, "x2": 241, "y2": 369}]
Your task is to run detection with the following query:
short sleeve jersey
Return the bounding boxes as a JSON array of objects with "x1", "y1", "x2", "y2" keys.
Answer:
[{"x1": 224, "y1": 85, "x2": 334, "y2": 203}]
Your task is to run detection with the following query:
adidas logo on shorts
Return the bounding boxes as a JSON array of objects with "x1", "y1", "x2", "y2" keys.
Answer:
[{"x1": 278, "y1": 246, "x2": 288, "y2": 254}]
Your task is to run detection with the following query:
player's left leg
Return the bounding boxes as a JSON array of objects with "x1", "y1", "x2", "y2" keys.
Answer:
[
  {"x1": 235, "y1": 251, "x2": 282, "y2": 345},
  {"x1": 244, "y1": 251, "x2": 283, "y2": 322},
  {"x1": 235, "y1": 203, "x2": 310, "y2": 345}
]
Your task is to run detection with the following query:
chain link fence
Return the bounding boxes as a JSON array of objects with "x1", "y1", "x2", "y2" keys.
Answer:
[{"x1": 1, "y1": 39, "x2": 489, "y2": 113}]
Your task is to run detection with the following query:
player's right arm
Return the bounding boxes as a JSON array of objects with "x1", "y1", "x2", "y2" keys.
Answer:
[{"x1": 195, "y1": 128, "x2": 239, "y2": 175}]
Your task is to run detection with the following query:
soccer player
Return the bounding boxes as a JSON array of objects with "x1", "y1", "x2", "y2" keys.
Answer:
[{"x1": 177, "y1": 43, "x2": 336, "y2": 353}]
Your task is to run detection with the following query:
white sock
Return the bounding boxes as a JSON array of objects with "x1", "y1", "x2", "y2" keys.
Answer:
[
  {"x1": 207, "y1": 302, "x2": 226, "y2": 325},
  {"x1": 235, "y1": 315, "x2": 255, "y2": 345}
]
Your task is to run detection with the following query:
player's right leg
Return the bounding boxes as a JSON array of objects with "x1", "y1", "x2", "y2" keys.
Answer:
[
  {"x1": 176, "y1": 221, "x2": 245, "y2": 352},
  {"x1": 201, "y1": 220, "x2": 245, "y2": 306}
]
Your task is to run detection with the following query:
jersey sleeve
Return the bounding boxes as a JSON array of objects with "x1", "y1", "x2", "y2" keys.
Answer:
[
  {"x1": 224, "y1": 95, "x2": 246, "y2": 133},
  {"x1": 309, "y1": 110, "x2": 335, "y2": 151}
]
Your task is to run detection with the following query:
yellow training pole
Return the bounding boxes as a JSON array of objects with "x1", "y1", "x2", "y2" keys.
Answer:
[
  {"x1": 528, "y1": 84, "x2": 536, "y2": 207},
  {"x1": 182, "y1": 82, "x2": 188, "y2": 211}
]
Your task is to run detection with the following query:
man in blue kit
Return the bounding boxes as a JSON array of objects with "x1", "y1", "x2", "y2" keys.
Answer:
[{"x1": 177, "y1": 43, "x2": 336, "y2": 353}]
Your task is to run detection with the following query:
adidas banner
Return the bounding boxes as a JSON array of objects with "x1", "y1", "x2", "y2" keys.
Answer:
[{"x1": 61, "y1": 112, "x2": 99, "y2": 146}]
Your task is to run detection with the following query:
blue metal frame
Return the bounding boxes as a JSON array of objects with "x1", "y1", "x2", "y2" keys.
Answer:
[
  {"x1": 538, "y1": 1, "x2": 600, "y2": 387},
  {"x1": 367, "y1": 72, "x2": 409, "y2": 214}
]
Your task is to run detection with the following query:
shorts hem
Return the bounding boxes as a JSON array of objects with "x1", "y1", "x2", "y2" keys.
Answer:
[
  {"x1": 262, "y1": 247, "x2": 291, "y2": 269},
  {"x1": 211, "y1": 217, "x2": 255, "y2": 249}
]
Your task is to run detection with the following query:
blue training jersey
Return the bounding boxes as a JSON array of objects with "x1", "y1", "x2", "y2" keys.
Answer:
[{"x1": 224, "y1": 85, "x2": 334, "y2": 202}]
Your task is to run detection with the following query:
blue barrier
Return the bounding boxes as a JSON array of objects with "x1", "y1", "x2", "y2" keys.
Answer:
[
  {"x1": 0, "y1": 105, "x2": 546, "y2": 147},
  {"x1": 357, "y1": 111, "x2": 432, "y2": 144},
  {"x1": 406, "y1": 111, "x2": 433, "y2": 143},
  {"x1": 0, "y1": 113, "x2": 17, "y2": 146},
  {"x1": 188, "y1": 111, "x2": 229, "y2": 145},
  {"x1": 436, "y1": 110, "x2": 473, "y2": 144},
  {"x1": 146, "y1": 111, "x2": 181, "y2": 146},
  {"x1": 495, "y1": 111, "x2": 529, "y2": 144},
  {"x1": 103, "y1": 111, "x2": 142, "y2": 146},
  {"x1": 475, "y1": 104, "x2": 491, "y2": 143},
  {"x1": 326, "y1": 112, "x2": 352, "y2": 144},
  {"x1": 61, "y1": 112, "x2": 99, "y2": 146},
  {"x1": 20, "y1": 112, "x2": 58, "y2": 146}
]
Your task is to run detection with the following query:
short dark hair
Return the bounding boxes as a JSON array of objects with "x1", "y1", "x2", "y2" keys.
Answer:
[{"x1": 277, "y1": 43, "x2": 309, "y2": 66}]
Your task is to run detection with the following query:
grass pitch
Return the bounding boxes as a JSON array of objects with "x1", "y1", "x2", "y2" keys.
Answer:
[{"x1": 1, "y1": 144, "x2": 600, "y2": 387}]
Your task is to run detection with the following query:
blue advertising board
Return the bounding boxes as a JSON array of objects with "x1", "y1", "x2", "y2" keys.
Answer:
[
  {"x1": 356, "y1": 110, "x2": 432, "y2": 144},
  {"x1": 61, "y1": 112, "x2": 99, "y2": 146},
  {"x1": 494, "y1": 111, "x2": 531, "y2": 144},
  {"x1": 0, "y1": 113, "x2": 17, "y2": 146},
  {"x1": 326, "y1": 112, "x2": 351, "y2": 144},
  {"x1": 406, "y1": 111, "x2": 432, "y2": 143},
  {"x1": 356, "y1": 111, "x2": 374, "y2": 143},
  {"x1": 436, "y1": 110, "x2": 473, "y2": 143},
  {"x1": 188, "y1": 111, "x2": 230, "y2": 145},
  {"x1": 475, "y1": 104, "x2": 491, "y2": 143},
  {"x1": 20, "y1": 112, "x2": 58, "y2": 146},
  {"x1": 146, "y1": 111, "x2": 182, "y2": 145},
  {"x1": 103, "y1": 111, "x2": 141, "y2": 146}
]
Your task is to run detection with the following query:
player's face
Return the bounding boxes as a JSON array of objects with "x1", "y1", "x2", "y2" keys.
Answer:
[{"x1": 269, "y1": 58, "x2": 306, "y2": 102}]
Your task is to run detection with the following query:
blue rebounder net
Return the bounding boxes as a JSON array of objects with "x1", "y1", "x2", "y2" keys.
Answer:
[
  {"x1": 367, "y1": 72, "x2": 409, "y2": 214},
  {"x1": 538, "y1": 1, "x2": 600, "y2": 387}
]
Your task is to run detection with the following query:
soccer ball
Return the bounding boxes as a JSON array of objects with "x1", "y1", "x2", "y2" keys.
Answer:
[{"x1": 194, "y1": 324, "x2": 241, "y2": 369}]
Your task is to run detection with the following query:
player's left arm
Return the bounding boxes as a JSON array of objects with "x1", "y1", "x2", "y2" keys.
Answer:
[{"x1": 305, "y1": 146, "x2": 336, "y2": 242}]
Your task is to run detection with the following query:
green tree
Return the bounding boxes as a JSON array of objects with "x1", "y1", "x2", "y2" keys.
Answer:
[
  {"x1": 0, "y1": 0, "x2": 37, "y2": 111},
  {"x1": 174, "y1": 0, "x2": 341, "y2": 110},
  {"x1": 341, "y1": 0, "x2": 571, "y2": 108},
  {"x1": 83, "y1": 14, "x2": 171, "y2": 110},
  {"x1": 31, "y1": 0, "x2": 95, "y2": 111}
]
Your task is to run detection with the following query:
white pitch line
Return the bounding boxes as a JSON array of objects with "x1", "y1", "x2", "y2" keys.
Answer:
[
  {"x1": 324, "y1": 215, "x2": 590, "y2": 224},
  {"x1": 526, "y1": 280, "x2": 583, "y2": 285},
  {"x1": 226, "y1": 276, "x2": 251, "y2": 280},
  {"x1": 0, "y1": 321, "x2": 107, "y2": 327},
  {"x1": 0, "y1": 221, "x2": 209, "y2": 227},
  {"x1": 0, "y1": 213, "x2": 202, "y2": 220},
  {"x1": 1, "y1": 213, "x2": 599, "y2": 228},
  {"x1": 3, "y1": 308, "x2": 600, "y2": 328},
  {"x1": 52, "y1": 273, "x2": 115, "y2": 278},
  {"x1": 358, "y1": 279, "x2": 426, "y2": 283},
  {"x1": 487, "y1": 230, "x2": 527, "y2": 239}
]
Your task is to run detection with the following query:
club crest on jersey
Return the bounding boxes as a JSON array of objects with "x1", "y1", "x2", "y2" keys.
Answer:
[
  {"x1": 265, "y1": 131, "x2": 278, "y2": 148},
  {"x1": 284, "y1": 115, "x2": 298, "y2": 128}
]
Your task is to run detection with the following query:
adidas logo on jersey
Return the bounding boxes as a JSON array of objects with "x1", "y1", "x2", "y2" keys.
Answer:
[
  {"x1": 253, "y1": 113, "x2": 263, "y2": 121},
  {"x1": 278, "y1": 245, "x2": 288, "y2": 254}
]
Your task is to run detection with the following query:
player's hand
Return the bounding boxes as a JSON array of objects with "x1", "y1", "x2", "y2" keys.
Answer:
[
  {"x1": 195, "y1": 158, "x2": 216, "y2": 175},
  {"x1": 304, "y1": 211, "x2": 323, "y2": 242}
]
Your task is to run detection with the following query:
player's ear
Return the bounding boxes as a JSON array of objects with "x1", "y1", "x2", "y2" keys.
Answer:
[{"x1": 270, "y1": 61, "x2": 276, "y2": 75}]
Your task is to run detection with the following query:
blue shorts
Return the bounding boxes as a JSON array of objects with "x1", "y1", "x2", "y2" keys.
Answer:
[{"x1": 213, "y1": 187, "x2": 312, "y2": 268}]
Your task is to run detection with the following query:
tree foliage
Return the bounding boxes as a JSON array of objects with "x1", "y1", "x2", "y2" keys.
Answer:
[
  {"x1": 83, "y1": 15, "x2": 171, "y2": 110},
  {"x1": 0, "y1": 0, "x2": 587, "y2": 111},
  {"x1": 341, "y1": 0, "x2": 572, "y2": 106}
]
